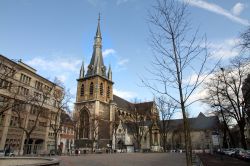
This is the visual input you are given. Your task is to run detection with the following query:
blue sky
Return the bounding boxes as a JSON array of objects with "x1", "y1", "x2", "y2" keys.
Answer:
[{"x1": 0, "y1": 0, "x2": 249, "y2": 117}]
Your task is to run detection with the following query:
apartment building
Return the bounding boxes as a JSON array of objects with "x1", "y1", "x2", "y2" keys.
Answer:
[{"x1": 0, "y1": 54, "x2": 63, "y2": 155}]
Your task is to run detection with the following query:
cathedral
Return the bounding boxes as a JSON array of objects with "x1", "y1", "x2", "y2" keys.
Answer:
[{"x1": 74, "y1": 16, "x2": 160, "y2": 152}]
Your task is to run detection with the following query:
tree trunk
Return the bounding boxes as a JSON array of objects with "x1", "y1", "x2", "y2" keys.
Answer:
[
  {"x1": 222, "y1": 127, "x2": 228, "y2": 148},
  {"x1": 238, "y1": 120, "x2": 247, "y2": 149},
  {"x1": 181, "y1": 103, "x2": 192, "y2": 166},
  {"x1": 163, "y1": 135, "x2": 166, "y2": 152},
  {"x1": 54, "y1": 133, "x2": 58, "y2": 155},
  {"x1": 25, "y1": 134, "x2": 30, "y2": 155},
  {"x1": 220, "y1": 109, "x2": 235, "y2": 147}
]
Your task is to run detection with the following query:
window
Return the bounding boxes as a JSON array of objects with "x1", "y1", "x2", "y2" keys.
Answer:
[
  {"x1": 0, "y1": 96, "x2": 9, "y2": 107},
  {"x1": 107, "y1": 86, "x2": 110, "y2": 98},
  {"x1": 79, "y1": 110, "x2": 89, "y2": 138},
  {"x1": 31, "y1": 105, "x2": 39, "y2": 115},
  {"x1": 89, "y1": 82, "x2": 94, "y2": 95},
  {"x1": 20, "y1": 73, "x2": 31, "y2": 85},
  {"x1": 44, "y1": 85, "x2": 51, "y2": 92},
  {"x1": 35, "y1": 81, "x2": 43, "y2": 91},
  {"x1": 100, "y1": 83, "x2": 103, "y2": 95},
  {"x1": 34, "y1": 92, "x2": 42, "y2": 100},
  {"x1": 10, "y1": 116, "x2": 19, "y2": 127},
  {"x1": 0, "y1": 79, "x2": 12, "y2": 90},
  {"x1": 13, "y1": 101, "x2": 26, "y2": 112},
  {"x1": 0, "y1": 114, "x2": 5, "y2": 126},
  {"x1": 80, "y1": 84, "x2": 84, "y2": 96},
  {"x1": 18, "y1": 86, "x2": 29, "y2": 96},
  {"x1": 0, "y1": 63, "x2": 15, "y2": 77}
]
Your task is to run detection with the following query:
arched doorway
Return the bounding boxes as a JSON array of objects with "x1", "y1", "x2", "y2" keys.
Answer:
[{"x1": 79, "y1": 109, "x2": 90, "y2": 139}]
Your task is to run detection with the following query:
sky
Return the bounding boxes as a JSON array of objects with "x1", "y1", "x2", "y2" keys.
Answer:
[{"x1": 0, "y1": 0, "x2": 249, "y2": 118}]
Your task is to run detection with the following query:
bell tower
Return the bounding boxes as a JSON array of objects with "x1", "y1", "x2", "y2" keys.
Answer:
[
  {"x1": 75, "y1": 15, "x2": 114, "y2": 146},
  {"x1": 76, "y1": 14, "x2": 113, "y2": 104}
]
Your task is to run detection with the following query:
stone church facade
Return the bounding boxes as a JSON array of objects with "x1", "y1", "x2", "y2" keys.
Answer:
[{"x1": 74, "y1": 17, "x2": 160, "y2": 152}]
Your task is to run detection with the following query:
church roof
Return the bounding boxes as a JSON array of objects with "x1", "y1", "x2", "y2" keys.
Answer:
[
  {"x1": 61, "y1": 111, "x2": 74, "y2": 126},
  {"x1": 161, "y1": 112, "x2": 219, "y2": 131},
  {"x1": 113, "y1": 95, "x2": 154, "y2": 115}
]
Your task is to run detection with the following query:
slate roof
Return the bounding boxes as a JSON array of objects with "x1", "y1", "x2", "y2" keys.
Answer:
[
  {"x1": 161, "y1": 112, "x2": 219, "y2": 131},
  {"x1": 113, "y1": 95, "x2": 154, "y2": 115},
  {"x1": 61, "y1": 111, "x2": 74, "y2": 126},
  {"x1": 113, "y1": 95, "x2": 132, "y2": 112}
]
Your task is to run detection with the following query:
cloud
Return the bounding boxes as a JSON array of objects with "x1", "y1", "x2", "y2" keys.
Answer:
[
  {"x1": 183, "y1": 0, "x2": 250, "y2": 26},
  {"x1": 56, "y1": 74, "x2": 67, "y2": 83},
  {"x1": 210, "y1": 38, "x2": 241, "y2": 59},
  {"x1": 113, "y1": 88, "x2": 137, "y2": 100},
  {"x1": 117, "y1": 58, "x2": 129, "y2": 66},
  {"x1": 183, "y1": 73, "x2": 210, "y2": 85},
  {"x1": 26, "y1": 57, "x2": 81, "y2": 72},
  {"x1": 103, "y1": 48, "x2": 116, "y2": 58},
  {"x1": 231, "y1": 3, "x2": 245, "y2": 16}
]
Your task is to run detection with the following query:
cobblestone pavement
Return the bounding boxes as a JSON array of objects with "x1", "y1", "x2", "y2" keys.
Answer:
[{"x1": 56, "y1": 153, "x2": 186, "y2": 166}]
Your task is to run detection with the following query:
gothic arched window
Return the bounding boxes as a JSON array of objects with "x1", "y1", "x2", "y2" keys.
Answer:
[
  {"x1": 79, "y1": 110, "x2": 89, "y2": 139},
  {"x1": 100, "y1": 83, "x2": 103, "y2": 95},
  {"x1": 80, "y1": 84, "x2": 84, "y2": 96},
  {"x1": 89, "y1": 82, "x2": 94, "y2": 95},
  {"x1": 107, "y1": 86, "x2": 110, "y2": 98}
]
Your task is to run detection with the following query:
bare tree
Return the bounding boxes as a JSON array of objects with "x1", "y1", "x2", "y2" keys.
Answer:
[
  {"x1": 204, "y1": 74, "x2": 236, "y2": 148},
  {"x1": 121, "y1": 101, "x2": 152, "y2": 151},
  {"x1": 48, "y1": 79, "x2": 71, "y2": 154},
  {"x1": 239, "y1": 27, "x2": 250, "y2": 51},
  {"x1": 204, "y1": 57, "x2": 250, "y2": 149},
  {"x1": 156, "y1": 96, "x2": 176, "y2": 152},
  {"x1": 13, "y1": 83, "x2": 53, "y2": 154},
  {"x1": 144, "y1": 0, "x2": 217, "y2": 164},
  {"x1": 242, "y1": 74, "x2": 250, "y2": 124},
  {"x1": 0, "y1": 58, "x2": 19, "y2": 116}
]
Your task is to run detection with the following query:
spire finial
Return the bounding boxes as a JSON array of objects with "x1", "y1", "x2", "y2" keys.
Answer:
[
  {"x1": 108, "y1": 64, "x2": 112, "y2": 80},
  {"x1": 95, "y1": 13, "x2": 102, "y2": 38},
  {"x1": 98, "y1": 12, "x2": 101, "y2": 22},
  {"x1": 79, "y1": 60, "x2": 85, "y2": 78}
]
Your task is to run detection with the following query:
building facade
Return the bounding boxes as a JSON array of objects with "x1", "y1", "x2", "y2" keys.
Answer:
[
  {"x1": 74, "y1": 17, "x2": 160, "y2": 152},
  {"x1": 161, "y1": 112, "x2": 220, "y2": 152},
  {"x1": 0, "y1": 55, "x2": 63, "y2": 155},
  {"x1": 59, "y1": 111, "x2": 75, "y2": 154}
]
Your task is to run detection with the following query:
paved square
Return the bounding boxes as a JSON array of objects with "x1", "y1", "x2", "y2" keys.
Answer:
[{"x1": 56, "y1": 153, "x2": 186, "y2": 166}]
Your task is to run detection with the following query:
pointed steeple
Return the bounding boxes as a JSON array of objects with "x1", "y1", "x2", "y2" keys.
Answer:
[
  {"x1": 79, "y1": 60, "x2": 85, "y2": 78},
  {"x1": 86, "y1": 13, "x2": 107, "y2": 78},
  {"x1": 108, "y1": 64, "x2": 112, "y2": 81},
  {"x1": 96, "y1": 13, "x2": 101, "y2": 38}
]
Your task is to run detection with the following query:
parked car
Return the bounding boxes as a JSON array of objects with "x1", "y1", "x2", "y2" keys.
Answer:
[
  {"x1": 231, "y1": 148, "x2": 245, "y2": 157},
  {"x1": 240, "y1": 150, "x2": 250, "y2": 162},
  {"x1": 234, "y1": 149, "x2": 246, "y2": 158},
  {"x1": 0, "y1": 150, "x2": 5, "y2": 157},
  {"x1": 224, "y1": 148, "x2": 236, "y2": 156},
  {"x1": 0, "y1": 149, "x2": 15, "y2": 157}
]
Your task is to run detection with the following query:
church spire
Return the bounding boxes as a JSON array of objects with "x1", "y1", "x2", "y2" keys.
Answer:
[
  {"x1": 96, "y1": 13, "x2": 101, "y2": 38},
  {"x1": 86, "y1": 13, "x2": 107, "y2": 78},
  {"x1": 108, "y1": 64, "x2": 112, "y2": 81},
  {"x1": 79, "y1": 60, "x2": 85, "y2": 78}
]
